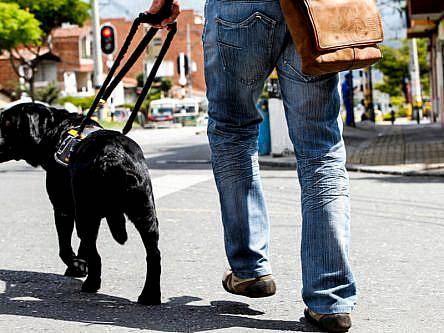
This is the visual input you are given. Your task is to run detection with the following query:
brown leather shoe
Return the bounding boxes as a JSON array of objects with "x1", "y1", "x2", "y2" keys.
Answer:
[
  {"x1": 222, "y1": 270, "x2": 276, "y2": 298},
  {"x1": 304, "y1": 308, "x2": 352, "y2": 332}
]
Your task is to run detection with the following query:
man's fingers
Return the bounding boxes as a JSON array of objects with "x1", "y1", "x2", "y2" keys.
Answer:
[
  {"x1": 170, "y1": 1, "x2": 180, "y2": 20},
  {"x1": 147, "y1": 0, "x2": 180, "y2": 28},
  {"x1": 160, "y1": 17, "x2": 175, "y2": 27}
]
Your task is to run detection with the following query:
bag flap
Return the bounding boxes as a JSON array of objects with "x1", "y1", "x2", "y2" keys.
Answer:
[{"x1": 303, "y1": 0, "x2": 384, "y2": 51}]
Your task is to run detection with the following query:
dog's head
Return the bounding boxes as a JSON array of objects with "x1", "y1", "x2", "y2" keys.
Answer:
[{"x1": 0, "y1": 103, "x2": 56, "y2": 165}]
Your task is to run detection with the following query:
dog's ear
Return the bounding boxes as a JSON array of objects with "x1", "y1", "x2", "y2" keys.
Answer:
[
  {"x1": 27, "y1": 112, "x2": 42, "y2": 143},
  {"x1": 21, "y1": 104, "x2": 55, "y2": 144}
]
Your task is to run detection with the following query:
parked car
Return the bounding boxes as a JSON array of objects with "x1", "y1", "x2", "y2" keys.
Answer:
[
  {"x1": 0, "y1": 98, "x2": 48, "y2": 112},
  {"x1": 111, "y1": 108, "x2": 130, "y2": 122}
]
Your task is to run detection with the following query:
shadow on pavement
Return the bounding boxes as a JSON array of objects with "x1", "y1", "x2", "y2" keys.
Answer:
[{"x1": 0, "y1": 270, "x2": 313, "y2": 332}]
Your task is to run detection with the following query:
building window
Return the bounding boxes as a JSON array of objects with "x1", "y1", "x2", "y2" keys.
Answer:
[
  {"x1": 34, "y1": 61, "x2": 57, "y2": 84},
  {"x1": 81, "y1": 34, "x2": 92, "y2": 59}
]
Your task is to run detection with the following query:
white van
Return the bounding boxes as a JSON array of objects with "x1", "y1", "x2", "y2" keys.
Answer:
[
  {"x1": 148, "y1": 98, "x2": 176, "y2": 122},
  {"x1": 148, "y1": 97, "x2": 205, "y2": 125}
]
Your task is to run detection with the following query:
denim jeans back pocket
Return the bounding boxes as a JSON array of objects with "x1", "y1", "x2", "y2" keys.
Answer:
[{"x1": 216, "y1": 12, "x2": 276, "y2": 86}]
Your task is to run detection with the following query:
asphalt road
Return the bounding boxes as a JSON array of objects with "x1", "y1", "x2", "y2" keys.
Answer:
[{"x1": 0, "y1": 127, "x2": 443, "y2": 332}]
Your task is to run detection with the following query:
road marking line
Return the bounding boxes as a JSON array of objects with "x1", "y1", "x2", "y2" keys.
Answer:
[
  {"x1": 155, "y1": 160, "x2": 211, "y2": 164},
  {"x1": 156, "y1": 207, "x2": 299, "y2": 217},
  {"x1": 152, "y1": 174, "x2": 213, "y2": 200}
]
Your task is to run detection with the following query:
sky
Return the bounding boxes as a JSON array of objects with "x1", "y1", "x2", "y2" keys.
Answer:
[
  {"x1": 102, "y1": 0, "x2": 405, "y2": 40},
  {"x1": 101, "y1": 0, "x2": 204, "y2": 18}
]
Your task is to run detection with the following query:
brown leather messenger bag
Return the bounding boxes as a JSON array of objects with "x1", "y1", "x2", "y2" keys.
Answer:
[{"x1": 280, "y1": 0, "x2": 384, "y2": 75}]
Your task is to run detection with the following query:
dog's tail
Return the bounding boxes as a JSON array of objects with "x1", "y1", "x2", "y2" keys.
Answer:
[{"x1": 106, "y1": 214, "x2": 128, "y2": 245}]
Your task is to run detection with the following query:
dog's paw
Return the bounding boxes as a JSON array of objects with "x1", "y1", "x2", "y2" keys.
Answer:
[
  {"x1": 137, "y1": 293, "x2": 161, "y2": 306},
  {"x1": 65, "y1": 258, "x2": 88, "y2": 278},
  {"x1": 81, "y1": 278, "x2": 101, "y2": 293}
]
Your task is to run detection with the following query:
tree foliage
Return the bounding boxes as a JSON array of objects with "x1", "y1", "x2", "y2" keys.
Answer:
[
  {"x1": 0, "y1": 2, "x2": 43, "y2": 52},
  {"x1": 375, "y1": 38, "x2": 430, "y2": 98},
  {"x1": 2, "y1": 0, "x2": 90, "y2": 100},
  {"x1": 160, "y1": 78, "x2": 172, "y2": 94},
  {"x1": 2, "y1": 0, "x2": 90, "y2": 35}
]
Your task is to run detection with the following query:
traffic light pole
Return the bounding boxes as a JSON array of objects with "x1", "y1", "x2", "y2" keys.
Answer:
[
  {"x1": 186, "y1": 24, "x2": 193, "y2": 97},
  {"x1": 365, "y1": 66, "x2": 375, "y2": 123},
  {"x1": 409, "y1": 38, "x2": 423, "y2": 124},
  {"x1": 347, "y1": 70, "x2": 355, "y2": 127},
  {"x1": 91, "y1": 0, "x2": 104, "y2": 88}
]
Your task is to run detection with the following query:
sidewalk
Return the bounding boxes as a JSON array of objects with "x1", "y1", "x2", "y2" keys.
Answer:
[{"x1": 259, "y1": 120, "x2": 444, "y2": 177}]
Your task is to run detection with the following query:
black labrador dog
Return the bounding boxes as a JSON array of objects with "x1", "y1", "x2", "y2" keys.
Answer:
[{"x1": 0, "y1": 103, "x2": 160, "y2": 305}]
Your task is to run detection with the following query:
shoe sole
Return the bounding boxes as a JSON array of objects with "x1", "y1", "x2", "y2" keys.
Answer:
[
  {"x1": 304, "y1": 309, "x2": 351, "y2": 333},
  {"x1": 222, "y1": 279, "x2": 276, "y2": 298}
]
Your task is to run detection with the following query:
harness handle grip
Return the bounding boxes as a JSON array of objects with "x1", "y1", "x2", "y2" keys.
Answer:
[{"x1": 139, "y1": 0, "x2": 174, "y2": 25}]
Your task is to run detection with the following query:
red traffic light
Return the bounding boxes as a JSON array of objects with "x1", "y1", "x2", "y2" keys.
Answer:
[
  {"x1": 101, "y1": 27, "x2": 113, "y2": 38},
  {"x1": 100, "y1": 25, "x2": 116, "y2": 55}
]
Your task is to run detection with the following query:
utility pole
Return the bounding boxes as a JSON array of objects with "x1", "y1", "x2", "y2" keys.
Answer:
[
  {"x1": 409, "y1": 38, "x2": 423, "y2": 124},
  {"x1": 91, "y1": 0, "x2": 103, "y2": 88},
  {"x1": 186, "y1": 24, "x2": 193, "y2": 97},
  {"x1": 347, "y1": 70, "x2": 355, "y2": 126},
  {"x1": 364, "y1": 66, "x2": 375, "y2": 123}
]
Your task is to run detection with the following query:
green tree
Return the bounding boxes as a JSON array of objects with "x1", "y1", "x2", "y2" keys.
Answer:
[
  {"x1": 0, "y1": 3, "x2": 43, "y2": 51},
  {"x1": 136, "y1": 73, "x2": 145, "y2": 88},
  {"x1": 375, "y1": 38, "x2": 430, "y2": 98},
  {"x1": 3, "y1": 0, "x2": 90, "y2": 100},
  {"x1": 5, "y1": 0, "x2": 90, "y2": 35},
  {"x1": 160, "y1": 78, "x2": 172, "y2": 97}
]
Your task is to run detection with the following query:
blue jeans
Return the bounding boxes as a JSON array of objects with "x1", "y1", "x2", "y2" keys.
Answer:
[{"x1": 203, "y1": 0, "x2": 357, "y2": 314}]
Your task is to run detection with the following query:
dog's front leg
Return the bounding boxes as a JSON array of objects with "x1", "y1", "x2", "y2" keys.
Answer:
[
  {"x1": 54, "y1": 210, "x2": 87, "y2": 278},
  {"x1": 134, "y1": 217, "x2": 161, "y2": 305}
]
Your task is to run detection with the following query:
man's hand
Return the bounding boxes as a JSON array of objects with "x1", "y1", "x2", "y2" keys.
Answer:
[{"x1": 147, "y1": 0, "x2": 180, "y2": 28}]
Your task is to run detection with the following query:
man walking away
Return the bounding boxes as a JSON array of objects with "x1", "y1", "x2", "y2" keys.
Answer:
[{"x1": 150, "y1": 1, "x2": 356, "y2": 332}]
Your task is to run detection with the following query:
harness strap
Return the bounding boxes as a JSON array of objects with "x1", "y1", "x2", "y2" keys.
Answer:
[
  {"x1": 123, "y1": 24, "x2": 177, "y2": 135},
  {"x1": 101, "y1": 28, "x2": 158, "y2": 103},
  {"x1": 77, "y1": 2, "x2": 176, "y2": 136}
]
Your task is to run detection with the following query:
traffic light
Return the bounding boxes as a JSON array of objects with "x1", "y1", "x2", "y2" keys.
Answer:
[
  {"x1": 177, "y1": 53, "x2": 189, "y2": 86},
  {"x1": 101, "y1": 25, "x2": 116, "y2": 55},
  {"x1": 177, "y1": 53, "x2": 189, "y2": 75}
]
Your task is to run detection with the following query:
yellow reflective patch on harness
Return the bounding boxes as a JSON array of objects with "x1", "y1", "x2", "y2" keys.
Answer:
[{"x1": 55, "y1": 126, "x2": 101, "y2": 167}]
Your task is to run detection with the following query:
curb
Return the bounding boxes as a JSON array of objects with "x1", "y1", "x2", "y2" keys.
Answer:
[
  {"x1": 345, "y1": 164, "x2": 444, "y2": 177},
  {"x1": 259, "y1": 159, "x2": 444, "y2": 177}
]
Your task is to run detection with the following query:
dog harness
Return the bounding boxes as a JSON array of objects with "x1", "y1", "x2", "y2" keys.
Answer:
[
  {"x1": 55, "y1": 126, "x2": 102, "y2": 166},
  {"x1": 54, "y1": 3, "x2": 177, "y2": 167}
]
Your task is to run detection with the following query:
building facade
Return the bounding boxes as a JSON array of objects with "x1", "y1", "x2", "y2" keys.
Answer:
[
  {"x1": 147, "y1": 9, "x2": 205, "y2": 97},
  {"x1": 407, "y1": 0, "x2": 444, "y2": 126},
  {"x1": 0, "y1": 9, "x2": 206, "y2": 102}
]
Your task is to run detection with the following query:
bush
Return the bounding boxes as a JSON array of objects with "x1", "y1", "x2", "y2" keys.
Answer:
[
  {"x1": 117, "y1": 103, "x2": 134, "y2": 110},
  {"x1": 34, "y1": 84, "x2": 61, "y2": 104},
  {"x1": 397, "y1": 107, "x2": 407, "y2": 118},
  {"x1": 13, "y1": 82, "x2": 61, "y2": 104},
  {"x1": 390, "y1": 95, "x2": 407, "y2": 118},
  {"x1": 57, "y1": 96, "x2": 95, "y2": 110}
]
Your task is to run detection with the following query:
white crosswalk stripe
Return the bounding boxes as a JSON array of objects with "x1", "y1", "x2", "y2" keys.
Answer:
[{"x1": 151, "y1": 174, "x2": 213, "y2": 200}]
